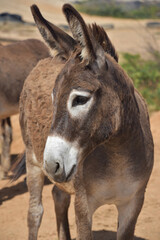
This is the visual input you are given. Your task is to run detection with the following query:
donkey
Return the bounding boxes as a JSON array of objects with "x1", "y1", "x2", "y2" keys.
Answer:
[
  {"x1": 0, "y1": 39, "x2": 50, "y2": 179},
  {"x1": 19, "y1": 4, "x2": 154, "y2": 240}
]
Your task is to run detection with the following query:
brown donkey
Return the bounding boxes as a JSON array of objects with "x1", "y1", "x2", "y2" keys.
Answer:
[
  {"x1": 0, "y1": 39, "x2": 50, "y2": 179},
  {"x1": 19, "y1": 4, "x2": 154, "y2": 240}
]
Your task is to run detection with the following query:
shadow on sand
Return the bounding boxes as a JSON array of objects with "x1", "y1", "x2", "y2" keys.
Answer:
[
  {"x1": 73, "y1": 230, "x2": 146, "y2": 240},
  {"x1": 0, "y1": 178, "x2": 27, "y2": 205},
  {"x1": 0, "y1": 154, "x2": 51, "y2": 205}
]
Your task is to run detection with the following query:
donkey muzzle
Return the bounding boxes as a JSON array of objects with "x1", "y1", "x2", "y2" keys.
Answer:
[
  {"x1": 43, "y1": 135, "x2": 79, "y2": 183},
  {"x1": 44, "y1": 160, "x2": 66, "y2": 182}
]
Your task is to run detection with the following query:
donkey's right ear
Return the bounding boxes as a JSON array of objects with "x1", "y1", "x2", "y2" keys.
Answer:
[
  {"x1": 30, "y1": 5, "x2": 76, "y2": 59},
  {"x1": 63, "y1": 4, "x2": 96, "y2": 63}
]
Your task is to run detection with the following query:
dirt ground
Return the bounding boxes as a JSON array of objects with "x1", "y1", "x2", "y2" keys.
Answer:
[
  {"x1": 0, "y1": 112, "x2": 160, "y2": 240},
  {"x1": 0, "y1": 1, "x2": 160, "y2": 239}
]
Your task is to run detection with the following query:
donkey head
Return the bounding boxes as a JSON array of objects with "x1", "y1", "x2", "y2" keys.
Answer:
[{"x1": 31, "y1": 4, "x2": 125, "y2": 183}]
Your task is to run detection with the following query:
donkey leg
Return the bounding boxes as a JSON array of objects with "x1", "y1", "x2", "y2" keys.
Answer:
[
  {"x1": 0, "y1": 117, "x2": 12, "y2": 179},
  {"x1": 26, "y1": 150, "x2": 44, "y2": 240},
  {"x1": 74, "y1": 182, "x2": 93, "y2": 240},
  {"x1": 116, "y1": 192, "x2": 145, "y2": 240},
  {"x1": 52, "y1": 185, "x2": 71, "y2": 240}
]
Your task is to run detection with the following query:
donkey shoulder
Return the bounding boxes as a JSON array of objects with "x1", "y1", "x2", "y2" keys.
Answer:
[{"x1": 20, "y1": 57, "x2": 64, "y2": 160}]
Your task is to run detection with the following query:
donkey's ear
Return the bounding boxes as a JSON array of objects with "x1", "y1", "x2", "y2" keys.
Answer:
[
  {"x1": 63, "y1": 4, "x2": 97, "y2": 62},
  {"x1": 30, "y1": 5, "x2": 76, "y2": 59},
  {"x1": 63, "y1": 4, "x2": 107, "y2": 70}
]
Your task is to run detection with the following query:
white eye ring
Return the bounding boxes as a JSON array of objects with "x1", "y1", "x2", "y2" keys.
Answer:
[{"x1": 67, "y1": 89, "x2": 93, "y2": 119}]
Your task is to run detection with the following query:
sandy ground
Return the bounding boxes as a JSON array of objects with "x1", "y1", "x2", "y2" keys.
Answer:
[{"x1": 0, "y1": 112, "x2": 160, "y2": 240}]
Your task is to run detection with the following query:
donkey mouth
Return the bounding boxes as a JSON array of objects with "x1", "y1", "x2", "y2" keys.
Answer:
[
  {"x1": 46, "y1": 164, "x2": 77, "y2": 183},
  {"x1": 66, "y1": 164, "x2": 76, "y2": 182}
]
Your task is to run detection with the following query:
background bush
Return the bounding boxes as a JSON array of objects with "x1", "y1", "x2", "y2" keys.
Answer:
[
  {"x1": 75, "y1": 1, "x2": 160, "y2": 19},
  {"x1": 121, "y1": 53, "x2": 160, "y2": 111}
]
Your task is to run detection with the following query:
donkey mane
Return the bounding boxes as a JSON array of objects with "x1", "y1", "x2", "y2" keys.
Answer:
[{"x1": 88, "y1": 23, "x2": 118, "y2": 62}]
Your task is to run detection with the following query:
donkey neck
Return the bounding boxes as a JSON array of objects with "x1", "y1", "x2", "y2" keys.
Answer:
[
  {"x1": 104, "y1": 58, "x2": 143, "y2": 153},
  {"x1": 105, "y1": 108, "x2": 143, "y2": 156},
  {"x1": 109, "y1": 57, "x2": 141, "y2": 140}
]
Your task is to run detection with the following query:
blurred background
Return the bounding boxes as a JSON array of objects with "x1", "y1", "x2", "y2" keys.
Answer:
[
  {"x1": 0, "y1": 0, "x2": 160, "y2": 112},
  {"x1": 0, "y1": 1, "x2": 160, "y2": 240}
]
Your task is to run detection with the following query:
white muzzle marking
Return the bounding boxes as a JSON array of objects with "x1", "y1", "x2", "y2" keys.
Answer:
[{"x1": 43, "y1": 135, "x2": 79, "y2": 179}]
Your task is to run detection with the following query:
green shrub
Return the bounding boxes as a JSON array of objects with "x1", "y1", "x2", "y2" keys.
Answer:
[
  {"x1": 75, "y1": 2, "x2": 160, "y2": 19},
  {"x1": 76, "y1": 3, "x2": 125, "y2": 17},
  {"x1": 121, "y1": 53, "x2": 160, "y2": 111},
  {"x1": 129, "y1": 5, "x2": 160, "y2": 19}
]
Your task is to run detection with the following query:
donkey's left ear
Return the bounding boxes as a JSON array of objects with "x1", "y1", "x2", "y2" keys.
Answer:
[
  {"x1": 63, "y1": 4, "x2": 107, "y2": 70},
  {"x1": 31, "y1": 5, "x2": 76, "y2": 59}
]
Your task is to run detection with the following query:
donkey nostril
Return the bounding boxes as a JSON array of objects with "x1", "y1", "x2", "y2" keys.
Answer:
[{"x1": 55, "y1": 162, "x2": 60, "y2": 173}]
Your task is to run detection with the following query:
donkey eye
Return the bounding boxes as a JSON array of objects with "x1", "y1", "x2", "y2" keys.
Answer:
[{"x1": 72, "y1": 96, "x2": 90, "y2": 107}]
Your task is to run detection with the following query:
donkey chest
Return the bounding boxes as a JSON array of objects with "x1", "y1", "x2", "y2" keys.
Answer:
[
  {"x1": 84, "y1": 152, "x2": 143, "y2": 207},
  {"x1": 86, "y1": 172, "x2": 142, "y2": 211},
  {"x1": 103, "y1": 176, "x2": 140, "y2": 203}
]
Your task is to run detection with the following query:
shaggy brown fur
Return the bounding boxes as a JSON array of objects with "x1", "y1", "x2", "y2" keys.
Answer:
[{"x1": 20, "y1": 57, "x2": 63, "y2": 163}]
